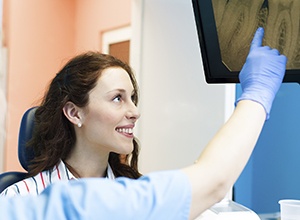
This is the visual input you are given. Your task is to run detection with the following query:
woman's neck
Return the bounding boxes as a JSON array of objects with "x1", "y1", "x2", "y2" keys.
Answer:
[{"x1": 64, "y1": 147, "x2": 110, "y2": 178}]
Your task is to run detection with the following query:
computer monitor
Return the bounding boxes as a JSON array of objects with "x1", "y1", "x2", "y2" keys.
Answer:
[{"x1": 192, "y1": 0, "x2": 300, "y2": 84}]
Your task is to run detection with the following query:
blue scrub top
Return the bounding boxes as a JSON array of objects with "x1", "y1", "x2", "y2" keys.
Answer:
[{"x1": 0, "y1": 170, "x2": 191, "y2": 220}]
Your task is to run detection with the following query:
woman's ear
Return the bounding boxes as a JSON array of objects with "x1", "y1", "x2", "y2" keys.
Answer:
[{"x1": 62, "y1": 102, "x2": 82, "y2": 125}]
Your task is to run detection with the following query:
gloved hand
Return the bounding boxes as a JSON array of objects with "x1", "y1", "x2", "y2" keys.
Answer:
[{"x1": 236, "y1": 27, "x2": 287, "y2": 120}]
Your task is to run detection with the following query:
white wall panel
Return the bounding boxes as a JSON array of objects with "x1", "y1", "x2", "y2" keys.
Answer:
[{"x1": 131, "y1": 0, "x2": 235, "y2": 173}]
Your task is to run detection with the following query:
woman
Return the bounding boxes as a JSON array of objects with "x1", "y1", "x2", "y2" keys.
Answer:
[
  {"x1": 1, "y1": 52, "x2": 142, "y2": 196},
  {"x1": 0, "y1": 27, "x2": 287, "y2": 219}
]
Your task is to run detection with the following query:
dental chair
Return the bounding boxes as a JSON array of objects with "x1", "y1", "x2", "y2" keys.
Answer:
[{"x1": 0, "y1": 107, "x2": 37, "y2": 193}]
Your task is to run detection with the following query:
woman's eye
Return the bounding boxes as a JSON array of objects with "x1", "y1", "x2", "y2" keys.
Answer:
[
  {"x1": 131, "y1": 94, "x2": 136, "y2": 103},
  {"x1": 113, "y1": 95, "x2": 122, "y2": 103}
]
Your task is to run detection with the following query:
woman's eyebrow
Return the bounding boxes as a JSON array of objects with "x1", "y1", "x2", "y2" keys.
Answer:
[
  {"x1": 106, "y1": 88, "x2": 126, "y2": 94},
  {"x1": 106, "y1": 88, "x2": 135, "y2": 96}
]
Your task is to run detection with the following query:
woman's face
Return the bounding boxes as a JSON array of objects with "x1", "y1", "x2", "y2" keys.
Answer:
[{"x1": 79, "y1": 67, "x2": 140, "y2": 155}]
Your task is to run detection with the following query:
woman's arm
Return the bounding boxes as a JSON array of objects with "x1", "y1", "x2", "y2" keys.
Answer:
[
  {"x1": 182, "y1": 27, "x2": 287, "y2": 219},
  {"x1": 183, "y1": 100, "x2": 265, "y2": 219}
]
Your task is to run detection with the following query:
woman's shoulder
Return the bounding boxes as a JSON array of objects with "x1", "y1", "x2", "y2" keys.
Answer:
[
  {"x1": 0, "y1": 173, "x2": 41, "y2": 197},
  {"x1": 0, "y1": 161, "x2": 72, "y2": 197}
]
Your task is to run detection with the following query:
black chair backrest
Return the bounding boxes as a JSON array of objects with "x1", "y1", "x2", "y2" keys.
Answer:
[
  {"x1": 0, "y1": 107, "x2": 37, "y2": 193},
  {"x1": 18, "y1": 107, "x2": 37, "y2": 171}
]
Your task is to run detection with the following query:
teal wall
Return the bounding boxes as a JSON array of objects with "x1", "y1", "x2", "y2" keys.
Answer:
[{"x1": 234, "y1": 83, "x2": 300, "y2": 214}]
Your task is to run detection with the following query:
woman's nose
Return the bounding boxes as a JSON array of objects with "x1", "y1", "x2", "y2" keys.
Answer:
[{"x1": 126, "y1": 102, "x2": 140, "y2": 121}]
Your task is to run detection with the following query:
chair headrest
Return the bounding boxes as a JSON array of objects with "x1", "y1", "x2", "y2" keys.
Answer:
[{"x1": 18, "y1": 107, "x2": 37, "y2": 171}]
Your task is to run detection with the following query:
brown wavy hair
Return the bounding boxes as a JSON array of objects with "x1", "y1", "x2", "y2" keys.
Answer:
[{"x1": 27, "y1": 52, "x2": 142, "y2": 179}]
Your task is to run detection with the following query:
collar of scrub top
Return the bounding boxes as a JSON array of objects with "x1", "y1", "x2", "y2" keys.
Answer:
[{"x1": 63, "y1": 160, "x2": 115, "y2": 180}]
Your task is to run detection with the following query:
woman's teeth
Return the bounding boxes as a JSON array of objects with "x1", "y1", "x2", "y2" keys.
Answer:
[{"x1": 116, "y1": 128, "x2": 133, "y2": 134}]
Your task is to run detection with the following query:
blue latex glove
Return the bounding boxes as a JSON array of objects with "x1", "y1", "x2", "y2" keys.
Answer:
[{"x1": 236, "y1": 27, "x2": 287, "y2": 120}]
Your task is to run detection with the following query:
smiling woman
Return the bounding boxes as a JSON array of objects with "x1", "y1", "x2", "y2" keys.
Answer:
[
  {"x1": 1, "y1": 51, "x2": 142, "y2": 197},
  {"x1": 66, "y1": 67, "x2": 140, "y2": 156},
  {"x1": 0, "y1": 27, "x2": 288, "y2": 219}
]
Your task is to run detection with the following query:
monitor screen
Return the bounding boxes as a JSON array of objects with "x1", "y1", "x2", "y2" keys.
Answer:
[{"x1": 192, "y1": 0, "x2": 300, "y2": 84}]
